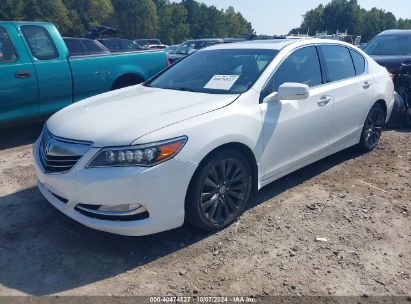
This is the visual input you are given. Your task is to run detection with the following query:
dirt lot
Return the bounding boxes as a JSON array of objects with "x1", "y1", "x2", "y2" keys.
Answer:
[{"x1": 0, "y1": 122, "x2": 409, "y2": 297}]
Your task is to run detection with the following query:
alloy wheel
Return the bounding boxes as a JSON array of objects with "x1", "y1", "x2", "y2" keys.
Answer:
[
  {"x1": 199, "y1": 158, "x2": 248, "y2": 225},
  {"x1": 364, "y1": 106, "x2": 385, "y2": 149}
]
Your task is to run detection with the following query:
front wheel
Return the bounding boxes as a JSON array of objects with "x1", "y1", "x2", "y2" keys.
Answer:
[
  {"x1": 357, "y1": 103, "x2": 386, "y2": 152},
  {"x1": 185, "y1": 150, "x2": 252, "y2": 231}
]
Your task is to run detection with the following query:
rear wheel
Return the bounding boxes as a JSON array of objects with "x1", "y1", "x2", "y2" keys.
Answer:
[
  {"x1": 185, "y1": 150, "x2": 252, "y2": 231},
  {"x1": 357, "y1": 103, "x2": 386, "y2": 152}
]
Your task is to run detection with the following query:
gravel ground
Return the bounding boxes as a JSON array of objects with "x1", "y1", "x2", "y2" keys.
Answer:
[{"x1": 0, "y1": 122, "x2": 409, "y2": 297}]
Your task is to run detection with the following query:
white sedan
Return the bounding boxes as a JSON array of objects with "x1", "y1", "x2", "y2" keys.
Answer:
[{"x1": 33, "y1": 39, "x2": 394, "y2": 236}]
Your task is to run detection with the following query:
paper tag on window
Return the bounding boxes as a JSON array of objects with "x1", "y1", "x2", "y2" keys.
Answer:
[{"x1": 204, "y1": 75, "x2": 240, "y2": 90}]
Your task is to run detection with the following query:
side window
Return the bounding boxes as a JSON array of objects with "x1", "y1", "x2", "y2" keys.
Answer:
[
  {"x1": 0, "y1": 27, "x2": 18, "y2": 63},
  {"x1": 21, "y1": 25, "x2": 58, "y2": 60},
  {"x1": 349, "y1": 49, "x2": 366, "y2": 75},
  {"x1": 320, "y1": 45, "x2": 356, "y2": 82},
  {"x1": 270, "y1": 46, "x2": 322, "y2": 92}
]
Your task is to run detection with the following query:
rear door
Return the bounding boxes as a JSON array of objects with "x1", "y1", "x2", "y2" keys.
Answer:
[
  {"x1": 0, "y1": 24, "x2": 39, "y2": 123},
  {"x1": 19, "y1": 24, "x2": 73, "y2": 115},
  {"x1": 318, "y1": 45, "x2": 374, "y2": 146}
]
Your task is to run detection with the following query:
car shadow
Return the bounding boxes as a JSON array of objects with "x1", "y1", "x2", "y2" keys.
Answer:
[
  {"x1": 0, "y1": 147, "x2": 364, "y2": 296},
  {"x1": 0, "y1": 120, "x2": 45, "y2": 151}
]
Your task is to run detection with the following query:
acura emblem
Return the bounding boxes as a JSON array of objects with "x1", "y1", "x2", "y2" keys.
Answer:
[{"x1": 45, "y1": 138, "x2": 56, "y2": 155}]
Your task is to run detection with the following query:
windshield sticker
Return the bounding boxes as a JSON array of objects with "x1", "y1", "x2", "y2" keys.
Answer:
[{"x1": 204, "y1": 75, "x2": 240, "y2": 90}]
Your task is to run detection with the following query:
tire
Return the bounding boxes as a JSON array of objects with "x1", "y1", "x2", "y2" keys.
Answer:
[
  {"x1": 185, "y1": 150, "x2": 252, "y2": 231},
  {"x1": 357, "y1": 103, "x2": 386, "y2": 152},
  {"x1": 386, "y1": 92, "x2": 405, "y2": 129}
]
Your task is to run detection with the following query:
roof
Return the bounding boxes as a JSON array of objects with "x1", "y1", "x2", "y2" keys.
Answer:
[
  {"x1": 379, "y1": 29, "x2": 411, "y2": 36},
  {"x1": 184, "y1": 38, "x2": 223, "y2": 42},
  {"x1": 203, "y1": 38, "x2": 357, "y2": 51},
  {"x1": 0, "y1": 21, "x2": 53, "y2": 26},
  {"x1": 205, "y1": 39, "x2": 299, "y2": 51}
]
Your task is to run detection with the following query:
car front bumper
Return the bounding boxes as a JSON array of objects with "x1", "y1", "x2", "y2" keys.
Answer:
[{"x1": 33, "y1": 139, "x2": 197, "y2": 236}]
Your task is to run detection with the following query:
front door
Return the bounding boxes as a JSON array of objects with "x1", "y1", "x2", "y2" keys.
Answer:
[
  {"x1": 19, "y1": 24, "x2": 72, "y2": 115},
  {"x1": 0, "y1": 24, "x2": 39, "y2": 123},
  {"x1": 260, "y1": 46, "x2": 335, "y2": 181}
]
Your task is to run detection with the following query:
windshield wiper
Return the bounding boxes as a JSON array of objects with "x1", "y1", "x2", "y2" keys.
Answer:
[{"x1": 164, "y1": 87, "x2": 197, "y2": 92}]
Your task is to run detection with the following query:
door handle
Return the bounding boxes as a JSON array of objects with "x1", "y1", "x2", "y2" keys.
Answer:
[
  {"x1": 317, "y1": 96, "x2": 332, "y2": 107},
  {"x1": 15, "y1": 70, "x2": 32, "y2": 78},
  {"x1": 363, "y1": 81, "x2": 372, "y2": 89}
]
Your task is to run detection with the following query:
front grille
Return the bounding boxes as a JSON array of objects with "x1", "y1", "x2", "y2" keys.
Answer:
[{"x1": 39, "y1": 128, "x2": 92, "y2": 174}]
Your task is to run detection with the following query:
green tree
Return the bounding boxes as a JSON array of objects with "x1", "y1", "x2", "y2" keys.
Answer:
[
  {"x1": 111, "y1": 0, "x2": 158, "y2": 39},
  {"x1": 157, "y1": 3, "x2": 189, "y2": 44},
  {"x1": 63, "y1": 0, "x2": 113, "y2": 33}
]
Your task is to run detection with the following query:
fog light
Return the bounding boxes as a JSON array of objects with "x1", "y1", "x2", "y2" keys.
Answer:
[{"x1": 98, "y1": 204, "x2": 142, "y2": 213}]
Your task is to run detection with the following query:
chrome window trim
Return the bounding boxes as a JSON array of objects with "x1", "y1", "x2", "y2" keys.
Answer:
[{"x1": 259, "y1": 43, "x2": 370, "y2": 101}]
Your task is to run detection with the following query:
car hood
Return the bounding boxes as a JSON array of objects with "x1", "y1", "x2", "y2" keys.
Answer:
[
  {"x1": 371, "y1": 55, "x2": 411, "y2": 73},
  {"x1": 46, "y1": 85, "x2": 238, "y2": 147}
]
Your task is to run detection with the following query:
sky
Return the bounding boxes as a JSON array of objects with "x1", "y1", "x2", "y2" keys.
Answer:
[{"x1": 175, "y1": 0, "x2": 411, "y2": 35}]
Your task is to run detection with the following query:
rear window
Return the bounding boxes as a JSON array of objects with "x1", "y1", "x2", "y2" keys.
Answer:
[
  {"x1": 21, "y1": 25, "x2": 58, "y2": 60},
  {"x1": 364, "y1": 35, "x2": 411, "y2": 56},
  {"x1": 0, "y1": 27, "x2": 18, "y2": 63},
  {"x1": 320, "y1": 45, "x2": 356, "y2": 82},
  {"x1": 350, "y1": 49, "x2": 366, "y2": 75},
  {"x1": 82, "y1": 39, "x2": 108, "y2": 54},
  {"x1": 64, "y1": 39, "x2": 86, "y2": 56}
]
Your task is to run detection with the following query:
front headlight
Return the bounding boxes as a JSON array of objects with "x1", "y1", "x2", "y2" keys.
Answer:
[{"x1": 87, "y1": 136, "x2": 187, "y2": 168}]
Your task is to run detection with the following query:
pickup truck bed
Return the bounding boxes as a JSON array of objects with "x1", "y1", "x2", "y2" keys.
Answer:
[{"x1": 0, "y1": 21, "x2": 167, "y2": 124}]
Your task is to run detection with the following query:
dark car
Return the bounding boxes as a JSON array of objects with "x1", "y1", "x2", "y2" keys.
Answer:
[
  {"x1": 364, "y1": 30, "x2": 411, "y2": 73},
  {"x1": 364, "y1": 29, "x2": 411, "y2": 126},
  {"x1": 99, "y1": 38, "x2": 141, "y2": 53},
  {"x1": 168, "y1": 39, "x2": 223, "y2": 63},
  {"x1": 63, "y1": 37, "x2": 110, "y2": 56}
]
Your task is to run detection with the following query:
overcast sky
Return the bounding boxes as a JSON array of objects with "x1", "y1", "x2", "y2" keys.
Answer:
[{"x1": 175, "y1": 0, "x2": 410, "y2": 35}]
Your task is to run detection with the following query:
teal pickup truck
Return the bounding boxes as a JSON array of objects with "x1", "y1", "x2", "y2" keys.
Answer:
[{"x1": 0, "y1": 21, "x2": 167, "y2": 124}]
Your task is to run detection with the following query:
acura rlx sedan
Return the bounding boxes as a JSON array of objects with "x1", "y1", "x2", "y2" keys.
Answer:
[{"x1": 33, "y1": 39, "x2": 394, "y2": 236}]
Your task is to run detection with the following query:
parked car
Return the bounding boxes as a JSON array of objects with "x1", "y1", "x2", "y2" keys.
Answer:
[
  {"x1": 99, "y1": 38, "x2": 141, "y2": 52},
  {"x1": 164, "y1": 44, "x2": 179, "y2": 54},
  {"x1": 147, "y1": 44, "x2": 168, "y2": 50},
  {"x1": 63, "y1": 37, "x2": 109, "y2": 56},
  {"x1": 134, "y1": 39, "x2": 162, "y2": 48},
  {"x1": 168, "y1": 38, "x2": 223, "y2": 63},
  {"x1": 84, "y1": 25, "x2": 118, "y2": 40},
  {"x1": 0, "y1": 22, "x2": 167, "y2": 124},
  {"x1": 33, "y1": 39, "x2": 394, "y2": 236},
  {"x1": 364, "y1": 29, "x2": 411, "y2": 125},
  {"x1": 222, "y1": 38, "x2": 247, "y2": 43}
]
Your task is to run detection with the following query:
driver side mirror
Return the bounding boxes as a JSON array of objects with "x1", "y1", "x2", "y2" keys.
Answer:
[{"x1": 263, "y1": 82, "x2": 310, "y2": 103}]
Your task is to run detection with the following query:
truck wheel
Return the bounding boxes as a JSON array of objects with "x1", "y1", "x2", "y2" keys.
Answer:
[
  {"x1": 111, "y1": 74, "x2": 144, "y2": 90},
  {"x1": 185, "y1": 150, "x2": 252, "y2": 231}
]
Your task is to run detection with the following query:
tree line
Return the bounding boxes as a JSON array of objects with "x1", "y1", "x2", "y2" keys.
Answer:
[
  {"x1": 290, "y1": 0, "x2": 411, "y2": 42},
  {"x1": 0, "y1": 0, "x2": 253, "y2": 45}
]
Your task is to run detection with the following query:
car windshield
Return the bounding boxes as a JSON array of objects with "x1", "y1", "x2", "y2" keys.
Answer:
[
  {"x1": 364, "y1": 35, "x2": 411, "y2": 55},
  {"x1": 146, "y1": 49, "x2": 278, "y2": 94}
]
